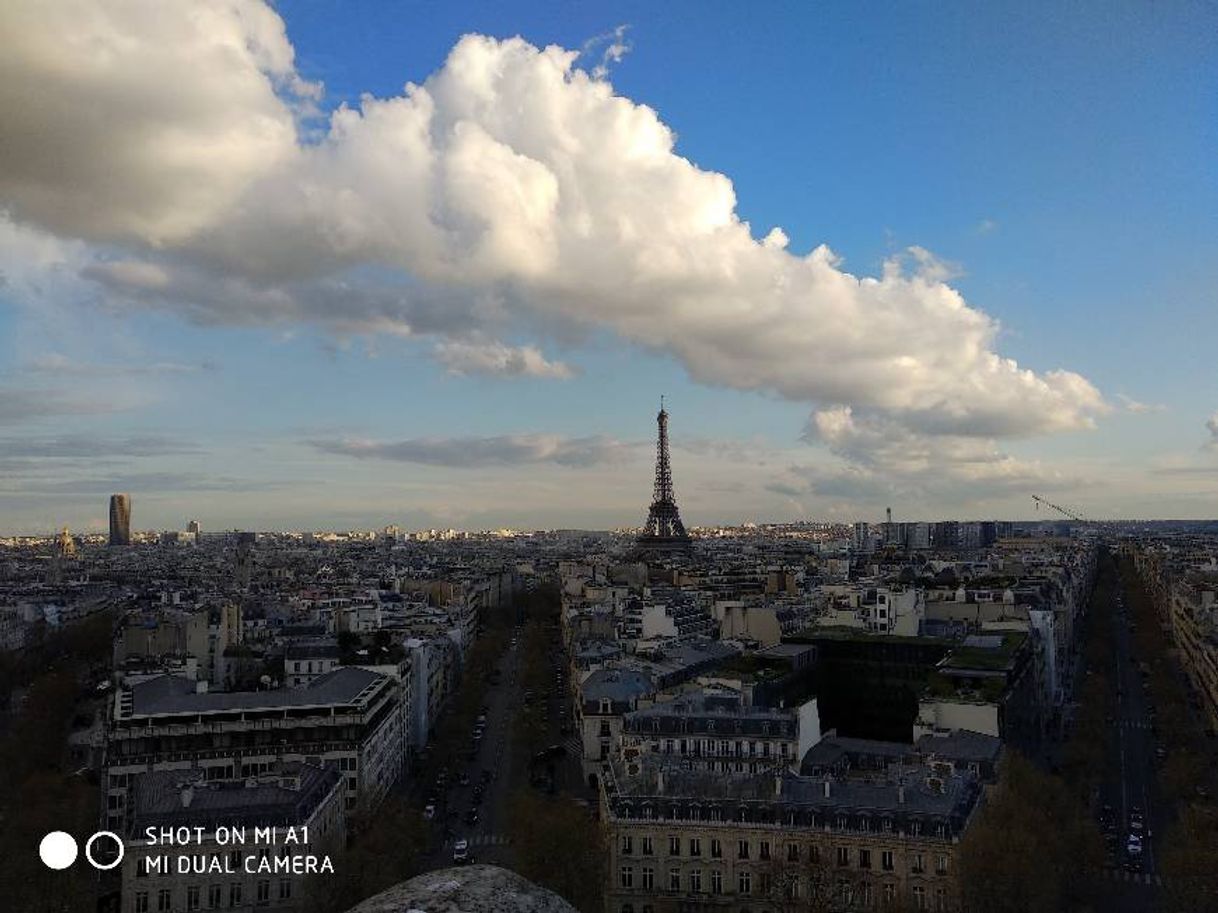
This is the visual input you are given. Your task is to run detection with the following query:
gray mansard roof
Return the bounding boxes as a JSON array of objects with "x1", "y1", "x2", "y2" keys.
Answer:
[
  {"x1": 606, "y1": 753, "x2": 981, "y2": 830},
  {"x1": 127, "y1": 763, "x2": 342, "y2": 836},
  {"x1": 623, "y1": 689, "x2": 796, "y2": 738}
]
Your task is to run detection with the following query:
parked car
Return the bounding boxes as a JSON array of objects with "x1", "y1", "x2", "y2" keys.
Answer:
[
  {"x1": 423, "y1": 804, "x2": 436, "y2": 821},
  {"x1": 453, "y1": 839, "x2": 470, "y2": 864},
  {"x1": 1126, "y1": 834, "x2": 1143, "y2": 857}
]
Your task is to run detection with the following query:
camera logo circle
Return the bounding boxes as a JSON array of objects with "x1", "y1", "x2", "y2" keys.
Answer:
[
  {"x1": 85, "y1": 831, "x2": 125, "y2": 870},
  {"x1": 39, "y1": 831, "x2": 78, "y2": 870}
]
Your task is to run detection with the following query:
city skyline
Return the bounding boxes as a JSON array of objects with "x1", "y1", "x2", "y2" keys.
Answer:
[{"x1": 2, "y1": 1, "x2": 1217, "y2": 533}]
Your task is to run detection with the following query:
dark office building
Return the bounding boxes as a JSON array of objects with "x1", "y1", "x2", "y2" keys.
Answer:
[{"x1": 109, "y1": 493, "x2": 131, "y2": 546}]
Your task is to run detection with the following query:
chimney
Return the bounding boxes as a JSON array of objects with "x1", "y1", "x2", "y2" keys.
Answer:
[
  {"x1": 898, "y1": 784, "x2": 906, "y2": 804},
  {"x1": 823, "y1": 780, "x2": 831, "y2": 799},
  {"x1": 775, "y1": 775, "x2": 783, "y2": 798},
  {"x1": 180, "y1": 785, "x2": 194, "y2": 808},
  {"x1": 656, "y1": 770, "x2": 665, "y2": 795}
]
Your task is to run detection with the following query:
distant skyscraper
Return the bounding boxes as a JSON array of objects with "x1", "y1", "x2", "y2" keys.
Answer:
[
  {"x1": 187, "y1": 519, "x2": 201, "y2": 544},
  {"x1": 638, "y1": 400, "x2": 691, "y2": 554},
  {"x1": 109, "y1": 493, "x2": 131, "y2": 546}
]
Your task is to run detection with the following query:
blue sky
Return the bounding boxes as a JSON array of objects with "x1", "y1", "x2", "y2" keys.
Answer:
[{"x1": 0, "y1": 1, "x2": 1215, "y2": 532}]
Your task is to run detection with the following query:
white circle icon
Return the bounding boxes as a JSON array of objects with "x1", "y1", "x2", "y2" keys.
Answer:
[
  {"x1": 39, "y1": 831, "x2": 79, "y2": 870},
  {"x1": 85, "y1": 831, "x2": 125, "y2": 870}
]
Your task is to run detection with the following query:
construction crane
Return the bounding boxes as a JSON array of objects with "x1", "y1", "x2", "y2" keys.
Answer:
[{"x1": 1031, "y1": 494, "x2": 1088, "y2": 523}]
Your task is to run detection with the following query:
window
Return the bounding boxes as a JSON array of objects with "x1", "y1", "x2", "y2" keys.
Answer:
[
  {"x1": 711, "y1": 870, "x2": 723, "y2": 895},
  {"x1": 669, "y1": 835, "x2": 681, "y2": 856},
  {"x1": 641, "y1": 867, "x2": 654, "y2": 890},
  {"x1": 134, "y1": 893, "x2": 149, "y2": 913},
  {"x1": 759, "y1": 840, "x2": 771, "y2": 861},
  {"x1": 759, "y1": 873, "x2": 772, "y2": 896},
  {"x1": 229, "y1": 884, "x2": 242, "y2": 908},
  {"x1": 883, "y1": 883, "x2": 897, "y2": 906},
  {"x1": 228, "y1": 850, "x2": 241, "y2": 871},
  {"x1": 157, "y1": 890, "x2": 171, "y2": 913},
  {"x1": 912, "y1": 853, "x2": 925, "y2": 874},
  {"x1": 690, "y1": 837, "x2": 702, "y2": 857},
  {"x1": 186, "y1": 887, "x2": 200, "y2": 912},
  {"x1": 910, "y1": 821, "x2": 922, "y2": 836},
  {"x1": 860, "y1": 883, "x2": 874, "y2": 907},
  {"x1": 620, "y1": 866, "x2": 634, "y2": 889},
  {"x1": 913, "y1": 886, "x2": 926, "y2": 911},
  {"x1": 881, "y1": 851, "x2": 894, "y2": 872},
  {"x1": 837, "y1": 880, "x2": 852, "y2": 905},
  {"x1": 666, "y1": 739, "x2": 675, "y2": 754},
  {"x1": 256, "y1": 880, "x2": 270, "y2": 906},
  {"x1": 622, "y1": 906, "x2": 634, "y2": 913},
  {"x1": 786, "y1": 842, "x2": 799, "y2": 862},
  {"x1": 207, "y1": 885, "x2": 222, "y2": 909},
  {"x1": 737, "y1": 839, "x2": 750, "y2": 860},
  {"x1": 279, "y1": 879, "x2": 291, "y2": 901},
  {"x1": 859, "y1": 848, "x2": 872, "y2": 869},
  {"x1": 837, "y1": 846, "x2": 850, "y2": 867},
  {"x1": 669, "y1": 868, "x2": 681, "y2": 892},
  {"x1": 881, "y1": 817, "x2": 892, "y2": 833},
  {"x1": 642, "y1": 836, "x2": 654, "y2": 855},
  {"x1": 935, "y1": 855, "x2": 948, "y2": 876},
  {"x1": 737, "y1": 872, "x2": 752, "y2": 895},
  {"x1": 621, "y1": 836, "x2": 633, "y2": 855},
  {"x1": 809, "y1": 844, "x2": 821, "y2": 865},
  {"x1": 690, "y1": 869, "x2": 702, "y2": 893},
  {"x1": 935, "y1": 888, "x2": 948, "y2": 912},
  {"x1": 711, "y1": 838, "x2": 722, "y2": 859},
  {"x1": 785, "y1": 876, "x2": 800, "y2": 901}
]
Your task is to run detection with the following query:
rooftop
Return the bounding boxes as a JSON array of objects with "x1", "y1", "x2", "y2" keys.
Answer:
[
  {"x1": 126, "y1": 666, "x2": 389, "y2": 717},
  {"x1": 127, "y1": 763, "x2": 341, "y2": 836}
]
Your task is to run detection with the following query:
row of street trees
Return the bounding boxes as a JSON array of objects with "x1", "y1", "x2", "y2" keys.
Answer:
[
  {"x1": 1119, "y1": 557, "x2": 1218, "y2": 911},
  {"x1": 0, "y1": 609, "x2": 114, "y2": 913}
]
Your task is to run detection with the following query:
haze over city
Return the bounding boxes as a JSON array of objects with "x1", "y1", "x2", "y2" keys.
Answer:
[{"x1": 1, "y1": 1, "x2": 1215, "y2": 534}]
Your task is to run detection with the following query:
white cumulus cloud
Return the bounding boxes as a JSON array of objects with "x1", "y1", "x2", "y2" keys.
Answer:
[{"x1": 0, "y1": 2, "x2": 1108, "y2": 446}]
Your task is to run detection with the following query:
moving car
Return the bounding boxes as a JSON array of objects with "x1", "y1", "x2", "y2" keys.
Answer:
[
  {"x1": 1126, "y1": 834, "x2": 1143, "y2": 857},
  {"x1": 423, "y1": 804, "x2": 436, "y2": 820}
]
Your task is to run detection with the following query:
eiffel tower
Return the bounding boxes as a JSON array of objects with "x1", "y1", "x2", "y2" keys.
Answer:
[{"x1": 638, "y1": 398, "x2": 691, "y2": 553}]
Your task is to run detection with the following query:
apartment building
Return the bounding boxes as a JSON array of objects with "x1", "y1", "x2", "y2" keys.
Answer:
[
  {"x1": 121, "y1": 763, "x2": 344, "y2": 913},
  {"x1": 602, "y1": 754, "x2": 982, "y2": 913},
  {"x1": 620, "y1": 687, "x2": 804, "y2": 774},
  {"x1": 104, "y1": 667, "x2": 404, "y2": 831}
]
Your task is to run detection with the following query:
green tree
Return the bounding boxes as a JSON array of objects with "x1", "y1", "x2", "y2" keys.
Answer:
[
  {"x1": 1160, "y1": 802, "x2": 1218, "y2": 913},
  {"x1": 506, "y1": 789, "x2": 605, "y2": 912},
  {"x1": 958, "y1": 753, "x2": 1102, "y2": 913}
]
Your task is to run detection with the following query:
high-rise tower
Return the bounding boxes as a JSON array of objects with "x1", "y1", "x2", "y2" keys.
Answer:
[
  {"x1": 638, "y1": 400, "x2": 691, "y2": 553},
  {"x1": 109, "y1": 493, "x2": 131, "y2": 546}
]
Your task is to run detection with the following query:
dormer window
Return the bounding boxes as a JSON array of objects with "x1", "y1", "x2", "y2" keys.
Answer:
[{"x1": 600, "y1": 699, "x2": 612, "y2": 714}]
